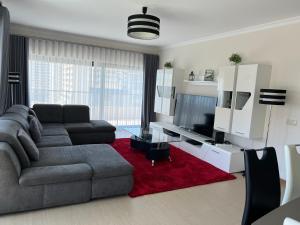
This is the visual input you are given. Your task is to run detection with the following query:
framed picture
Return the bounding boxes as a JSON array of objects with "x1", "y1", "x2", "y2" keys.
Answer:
[{"x1": 204, "y1": 69, "x2": 214, "y2": 81}]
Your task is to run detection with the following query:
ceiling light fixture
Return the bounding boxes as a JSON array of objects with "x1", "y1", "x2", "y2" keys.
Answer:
[{"x1": 127, "y1": 7, "x2": 160, "y2": 40}]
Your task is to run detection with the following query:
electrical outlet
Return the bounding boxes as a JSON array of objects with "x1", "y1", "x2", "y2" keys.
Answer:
[{"x1": 287, "y1": 119, "x2": 298, "y2": 126}]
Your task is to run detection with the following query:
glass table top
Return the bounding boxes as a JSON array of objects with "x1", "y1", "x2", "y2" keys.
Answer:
[{"x1": 124, "y1": 127, "x2": 181, "y2": 144}]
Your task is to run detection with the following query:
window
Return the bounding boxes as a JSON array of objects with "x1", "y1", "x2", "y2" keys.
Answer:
[{"x1": 28, "y1": 38, "x2": 144, "y2": 126}]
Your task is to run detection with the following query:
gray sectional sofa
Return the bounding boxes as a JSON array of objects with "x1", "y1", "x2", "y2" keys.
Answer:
[
  {"x1": 0, "y1": 104, "x2": 133, "y2": 215},
  {"x1": 32, "y1": 104, "x2": 116, "y2": 145}
]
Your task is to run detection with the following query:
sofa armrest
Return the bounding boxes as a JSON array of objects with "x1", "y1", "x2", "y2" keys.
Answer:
[{"x1": 19, "y1": 163, "x2": 92, "y2": 186}]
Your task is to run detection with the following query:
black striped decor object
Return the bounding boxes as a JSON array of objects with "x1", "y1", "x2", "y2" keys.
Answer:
[
  {"x1": 8, "y1": 72, "x2": 20, "y2": 84},
  {"x1": 259, "y1": 89, "x2": 287, "y2": 105},
  {"x1": 128, "y1": 7, "x2": 160, "y2": 40}
]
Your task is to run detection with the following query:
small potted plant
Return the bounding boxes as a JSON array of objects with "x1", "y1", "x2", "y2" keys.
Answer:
[
  {"x1": 229, "y1": 53, "x2": 242, "y2": 65},
  {"x1": 164, "y1": 62, "x2": 172, "y2": 68}
]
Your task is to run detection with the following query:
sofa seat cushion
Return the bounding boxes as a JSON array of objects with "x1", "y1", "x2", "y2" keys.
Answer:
[
  {"x1": 33, "y1": 144, "x2": 133, "y2": 179},
  {"x1": 42, "y1": 127, "x2": 68, "y2": 136},
  {"x1": 64, "y1": 123, "x2": 93, "y2": 133},
  {"x1": 36, "y1": 135, "x2": 72, "y2": 148},
  {"x1": 42, "y1": 123, "x2": 65, "y2": 128},
  {"x1": 19, "y1": 163, "x2": 92, "y2": 186},
  {"x1": 84, "y1": 144, "x2": 133, "y2": 179},
  {"x1": 64, "y1": 120, "x2": 116, "y2": 133},
  {"x1": 90, "y1": 120, "x2": 116, "y2": 132}
]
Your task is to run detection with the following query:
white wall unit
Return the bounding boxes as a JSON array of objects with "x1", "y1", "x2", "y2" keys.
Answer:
[
  {"x1": 151, "y1": 121, "x2": 244, "y2": 173},
  {"x1": 214, "y1": 64, "x2": 271, "y2": 139},
  {"x1": 154, "y1": 69, "x2": 164, "y2": 113},
  {"x1": 214, "y1": 66, "x2": 237, "y2": 133},
  {"x1": 231, "y1": 64, "x2": 271, "y2": 139},
  {"x1": 154, "y1": 68, "x2": 183, "y2": 116}
]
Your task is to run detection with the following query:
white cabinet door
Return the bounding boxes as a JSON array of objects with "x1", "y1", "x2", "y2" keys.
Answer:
[
  {"x1": 235, "y1": 65, "x2": 258, "y2": 92},
  {"x1": 154, "y1": 68, "x2": 177, "y2": 116},
  {"x1": 231, "y1": 65, "x2": 257, "y2": 138},
  {"x1": 154, "y1": 69, "x2": 164, "y2": 113},
  {"x1": 218, "y1": 66, "x2": 236, "y2": 91},
  {"x1": 214, "y1": 107, "x2": 232, "y2": 133},
  {"x1": 163, "y1": 69, "x2": 173, "y2": 86},
  {"x1": 214, "y1": 66, "x2": 237, "y2": 133},
  {"x1": 163, "y1": 69, "x2": 175, "y2": 115}
]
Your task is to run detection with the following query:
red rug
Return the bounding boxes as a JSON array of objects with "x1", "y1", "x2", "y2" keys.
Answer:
[{"x1": 111, "y1": 138, "x2": 236, "y2": 197}]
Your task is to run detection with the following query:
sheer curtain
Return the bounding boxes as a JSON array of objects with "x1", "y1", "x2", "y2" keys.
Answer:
[{"x1": 28, "y1": 38, "x2": 144, "y2": 126}]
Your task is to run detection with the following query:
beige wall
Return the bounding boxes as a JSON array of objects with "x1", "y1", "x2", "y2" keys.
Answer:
[{"x1": 159, "y1": 22, "x2": 300, "y2": 179}]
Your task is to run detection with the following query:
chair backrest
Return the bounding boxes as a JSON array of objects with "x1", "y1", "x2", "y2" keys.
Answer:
[
  {"x1": 284, "y1": 218, "x2": 300, "y2": 225},
  {"x1": 242, "y1": 147, "x2": 281, "y2": 225},
  {"x1": 282, "y1": 145, "x2": 300, "y2": 205}
]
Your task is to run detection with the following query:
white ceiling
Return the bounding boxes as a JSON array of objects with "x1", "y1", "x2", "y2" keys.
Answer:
[{"x1": 3, "y1": 0, "x2": 300, "y2": 47}]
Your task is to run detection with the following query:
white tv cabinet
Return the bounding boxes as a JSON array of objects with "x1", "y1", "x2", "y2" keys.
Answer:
[{"x1": 150, "y1": 122, "x2": 244, "y2": 173}]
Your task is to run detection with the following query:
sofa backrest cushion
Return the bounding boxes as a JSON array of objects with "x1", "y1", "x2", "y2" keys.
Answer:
[
  {"x1": 63, "y1": 105, "x2": 90, "y2": 123},
  {"x1": 18, "y1": 128, "x2": 39, "y2": 161},
  {"x1": 0, "y1": 142, "x2": 22, "y2": 177},
  {"x1": 28, "y1": 117, "x2": 42, "y2": 143},
  {"x1": 8, "y1": 105, "x2": 29, "y2": 111},
  {"x1": 0, "y1": 120, "x2": 31, "y2": 168},
  {"x1": 6, "y1": 106, "x2": 29, "y2": 119},
  {"x1": 33, "y1": 104, "x2": 63, "y2": 123},
  {"x1": 0, "y1": 113, "x2": 30, "y2": 132}
]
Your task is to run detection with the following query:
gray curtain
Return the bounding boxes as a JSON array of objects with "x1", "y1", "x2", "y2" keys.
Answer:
[
  {"x1": 0, "y1": 5, "x2": 10, "y2": 115},
  {"x1": 141, "y1": 54, "x2": 159, "y2": 128},
  {"x1": 8, "y1": 35, "x2": 29, "y2": 106}
]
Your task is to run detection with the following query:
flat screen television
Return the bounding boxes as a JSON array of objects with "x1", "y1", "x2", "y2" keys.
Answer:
[{"x1": 174, "y1": 93, "x2": 217, "y2": 138}]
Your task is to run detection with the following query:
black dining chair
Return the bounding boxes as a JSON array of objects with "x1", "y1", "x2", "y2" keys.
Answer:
[{"x1": 242, "y1": 147, "x2": 281, "y2": 225}]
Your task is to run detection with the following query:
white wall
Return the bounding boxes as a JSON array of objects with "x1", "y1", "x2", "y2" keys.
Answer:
[
  {"x1": 10, "y1": 23, "x2": 159, "y2": 55},
  {"x1": 159, "y1": 21, "x2": 300, "y2": 179}
]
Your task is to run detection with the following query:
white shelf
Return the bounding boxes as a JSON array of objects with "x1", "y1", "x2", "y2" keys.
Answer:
[{"x1": 184, "y1": 80, "x2": 218, "y2": 86}]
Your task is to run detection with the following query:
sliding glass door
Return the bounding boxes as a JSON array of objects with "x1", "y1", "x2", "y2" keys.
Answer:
[{"x1": 28, "y1": 38, "x2": 143, "y2": 126}]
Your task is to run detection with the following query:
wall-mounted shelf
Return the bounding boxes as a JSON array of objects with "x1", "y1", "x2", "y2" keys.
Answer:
[{"x1": 184, "y1": 80, "x2": 218, "y2": 86}]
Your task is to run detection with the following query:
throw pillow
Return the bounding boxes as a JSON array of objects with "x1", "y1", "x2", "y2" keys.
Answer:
[
  {"x1": 18, "y1": 128, "x2": 39, "y2": 161},
  {"x1": 28, "y1": 114, "x2": 43, "y2": 132},
  {"x1": 29, "y1": 117, "x2": 42, "y2": 143},
  {"x1": 29, "y1": 108, "x2": 37, "y2": 117}
]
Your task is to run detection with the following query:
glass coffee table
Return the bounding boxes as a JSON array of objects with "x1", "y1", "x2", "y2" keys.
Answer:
[{"x1": 124, "y1": 127, "x2": 181, "y2": 166}]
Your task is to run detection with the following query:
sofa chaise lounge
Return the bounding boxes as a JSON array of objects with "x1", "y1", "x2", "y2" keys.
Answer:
[{"x1": 0, "y1": 104, "x2": 133, "y2": 214}]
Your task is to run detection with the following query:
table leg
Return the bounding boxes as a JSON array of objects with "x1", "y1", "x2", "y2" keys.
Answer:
[{"x1": 152, "y1": 160, "x2": 155, "y2": 167}]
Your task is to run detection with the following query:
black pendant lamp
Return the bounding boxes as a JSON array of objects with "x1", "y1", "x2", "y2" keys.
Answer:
[{"x1": 127, "y1": 7, "x2": 160, "y2": 40}]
